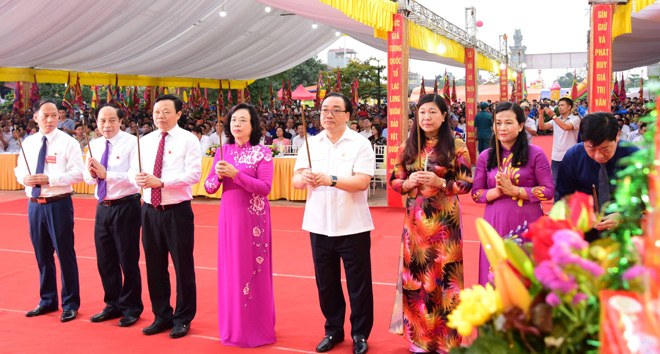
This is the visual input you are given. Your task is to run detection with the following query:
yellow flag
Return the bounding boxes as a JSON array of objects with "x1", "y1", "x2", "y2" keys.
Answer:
[{"x1": 183, "y1": 90, "x2": 188, "y2": 103}]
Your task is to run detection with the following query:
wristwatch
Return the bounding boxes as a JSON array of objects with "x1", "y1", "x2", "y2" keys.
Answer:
[{"x1": 330, "y1": 175, "x2": 338, "y2": 187}]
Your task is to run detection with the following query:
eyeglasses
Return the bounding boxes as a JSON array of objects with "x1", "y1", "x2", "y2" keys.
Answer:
[{"x1": 320, "y1": 109, "x2": 347, "y2": 116}]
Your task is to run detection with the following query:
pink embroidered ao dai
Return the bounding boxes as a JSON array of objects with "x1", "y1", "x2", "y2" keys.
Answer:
[{"x1": 204, "y1": 143, "x2": 276, "y2": 347}]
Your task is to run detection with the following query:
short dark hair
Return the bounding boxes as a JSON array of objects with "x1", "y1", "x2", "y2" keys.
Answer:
[
  {"x1": 155, "y1": 94, "x2": 183, "y2": 113},
  {"x1": 223, "y1": 103, "x2": 261, "y2": 146},
  {"x1": 321, "y1": 92, "x2": 353, "y2": 116},
  {"x1": 192, "y1": 126, "x2": 203, "y2": 135},
  {"x1": 74, "y1": 123, "x2": 83, "y2": 129},
  {"x1": 95, "y1": 103, "x2": 125, "y2": 120},
  {"x1": 34, "y1": 98, "x2": 58, "y2": 113},
  {"x1": 558, "y1": 97, "x2": 574, "y2": 108},
  {"x1": 580, "y1": 112, "x2": 619, "y2": 146}
]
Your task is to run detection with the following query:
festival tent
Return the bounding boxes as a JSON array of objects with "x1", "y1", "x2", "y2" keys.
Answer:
[
  {"x1": 410, "y1": 85, "x2": 543, "y2": 103},
  {"x1": 612, "y1": 2, "x2": 660, "y2": 71},
  {"x1": 277, "y1": 84, "x2": 316, "y2": 100}
]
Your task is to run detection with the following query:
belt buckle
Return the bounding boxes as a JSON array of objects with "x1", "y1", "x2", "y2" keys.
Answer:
[{"x1": 37, "y1": 198, "x2": 47, "y2": 204}]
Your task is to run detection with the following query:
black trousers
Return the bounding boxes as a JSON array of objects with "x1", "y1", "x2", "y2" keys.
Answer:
[
  {"x1": 310, "y1": 231, "x2": 374, "y2": 339},
  {"x1": 94, "y1": 194, "x2": 143, "y2": 316},
  {"x1": 27, "y1": 196, "x2": 80, "y2": 310},
  {"x1": 141, "y1": 201, "x2": 196, "y2": 325}
]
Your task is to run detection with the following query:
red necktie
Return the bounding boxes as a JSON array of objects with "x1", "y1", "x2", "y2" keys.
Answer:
[{"x1": 151, "y1": 131, "x2": 168, "y2": 207}]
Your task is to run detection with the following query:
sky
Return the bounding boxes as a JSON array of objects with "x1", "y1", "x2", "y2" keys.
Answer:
[{"x1": 317, "y1": 0, "x2": 646, "y2": 88}]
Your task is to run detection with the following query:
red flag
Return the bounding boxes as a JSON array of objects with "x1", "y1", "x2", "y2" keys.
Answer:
[
  {"x1": 510, "y1": 79, "x2": 517, "y2": 102},
  {"x1": 62, "y1": 72, "x2": 74, "y2": 112},
  {"x1": 351, "y1": 78, "x2": 359, "y2": 107},
  {"x1": 202, "y1": 88, "x2": 210, "y2": 109},
  {"x1": 619, "y1": 73, "x2": 626, "y2": 100},
  {"x1": 419, "y1": 78, "x2": 426, "y2": 97},
  {"x1": 74, "y1": 74, "x2": 84, "y2": 108},
  {"x1": 570, "y1": 71, "x2": 578, "y2": 100},
  {"x1": 132, "y1": 86, "x2": 139, "y2": 111},
  {"x1": 639, "y1": 75, "x2": 644, "y2": 102},
  {"x1": 442, "y1": 70, "x2": 451, "y2": 106},
  {"x1": 29, "y1": 75, "x2": 40, "y2": 106},
  {"x1": 217, "y1": 80, "x2": 224, "y2": 113},
  {"x1": 287, "y1": 80, "x2": 292, "y2": 104},
  {"x1": 143, "y1": 86, "x2": 152, "y2": 111},
  {"x1": 315, "y1": 72, "x2": 324, "y2": 108},
  {"x1": 334, "y1": 68, "x2": 341, "y2": 92},
  {"x1": 433, "y1": 77, "x2": 438, "y2": 94},
  {"x1": 280, "y1": 79, "x2": 286, "y2": 105},
  {"x1": 12, "y1": 81, "x2": 25, "y2": 114},
  {"x1": 612, "y1": 76, "x2": 620, "y2": 101},
  {"x1": 244, "y1": 82, "x2": 251, "y2": 102},
  {"x1": 269, "y1": 81, "x2": 274, "y2": 109},
  {"x1": 227, "y1": 81, "x2": 232, "y2": 106},
  {"x1": 451, "y1": 77, "x2": 457, "y2": 103}
]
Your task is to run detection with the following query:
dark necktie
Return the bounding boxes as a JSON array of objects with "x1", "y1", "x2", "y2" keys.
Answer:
[
  {"x1": 151, "y1": 132, "x2": 167, "y2": 207},
  {"x1": 598, "y1": 163, "x2": 610, "y2": 210},
  {"x1": 97, "y1": 139, "x2": 110, "y2": 203},
  {"x1": 31, "y1": 136, "x2": 47, "y2": 198}
]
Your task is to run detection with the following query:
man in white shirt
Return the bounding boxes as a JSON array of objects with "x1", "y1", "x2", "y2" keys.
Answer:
[
  {"x1": 57, "y1": 106, "x2": 76, "y2": 135},
  {"x1": 84, "y1": 104, "x2": 143, "y2": 327},
  {"x1": 133, "y1": 95, "x2": 201, "y2": 339},
  {"x1": 520, "y1": 102, "x2": 537, "y2": 144},
  {"x1": 293, "y1": 92, "x2": 375, "y2": 354},
  {"x1": 209, "y1": 120, "x2": 229, "y2": 146},
  {"x1": 192, "y1": 126, "x2": 211, "y2": 155},
  {"x1": 537, "y1": 97, "x2": 581, "y2": 197},
  {"x1": 1, "y1": 122, "x2": 16, "y2": 152},
  {"x1": 359, "y1": 118, "x2": 372, "y2": 139},
  {"x1": 291, "y1": 123, "x2": 306, "y2": 150},
  {"x1": 14, "y1": 98, "x2": 84, "y2": 323}
]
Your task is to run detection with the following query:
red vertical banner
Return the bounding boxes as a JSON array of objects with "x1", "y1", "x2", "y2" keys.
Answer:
[
  {"x1": 386, "y1": 13, "x2": 404, "y2": 207},
  {"x1": 237, "y1": 88, "x2": 244, "y2": 103},
  {"x1": 588, "y1": 4, "x2": 613, "y2": 112},
  {"x1": 464, "y1": 48, "x2": 477, "y2": 164},
  {"x1": 516, "y1": 71, "x2": 524, "y2": 103},
  {"x1": 499, "y1": 65, "x2": 508, "y2": 102}
]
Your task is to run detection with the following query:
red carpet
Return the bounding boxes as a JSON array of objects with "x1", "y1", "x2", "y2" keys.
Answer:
[{"x1": 0, "y1": 136, "x2": 554, "y2": 353}]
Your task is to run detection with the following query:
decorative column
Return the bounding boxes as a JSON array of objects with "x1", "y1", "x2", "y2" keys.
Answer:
[
  {"x1": 386, "y1": 12, "x2": 409, "y2": 207},
  {"x1": 464, "y1": 47, "x2": 477, "y2": 163}
]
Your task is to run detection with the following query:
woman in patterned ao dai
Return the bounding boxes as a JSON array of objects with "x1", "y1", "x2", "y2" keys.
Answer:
[
  {"x1": 471, "y1": 101, "x2": 554, "y2": 286},
  {"x1": 389, "y1": 94, "x2": 473, "y2": 353},
  {"x1": 204, "y1": 103, "x2": 275, "y2": 347}
]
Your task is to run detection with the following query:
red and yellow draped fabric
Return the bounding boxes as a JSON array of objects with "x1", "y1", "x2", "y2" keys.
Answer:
[
  {"x1": 612, "y1": 76, "x2": 620, "y2": 102},
  {"x1": 523, "y1": 73, "x2": 528, "y2": 101},
  {"x1": 433, "y1": 77, "x2": 438, "y2": 94},
  {"x1": 335, "y1": 68, "x2": 341, "y2": 92},
  {"x1": 62, "y1": 72, "x2": 74, "y2": 111},
  {"x1": 244, "y1": 82, "x2": 251, "y2": 103},
  {"x1": 442, "y1": 70, "x2": 451, "y2": 107},
  {"x1": 143, "y1": 86, "x2": 152, "y2": 110},
  {"x1": 12, "y1": 81, "x2": 25, "y2": 113},
  {"x1": 29, "y1": 75, "x2": 40, "y2": 106},
  {"x1": 619, "y1": 74, "x2": 626, "y2": 100},
  {"x1": 91, "y1": 86, "x2": 98, "y2": 109},
  {"x1": 570, "y1": 71, "x2": 578, "y2": 100},
  {"x1": 280, "y1": 79, "x2": 287, "y2": 106},
  {"x1": 202, "y1": 88, "x2": 210, "y2": 109},
  {"x1": 315, "y1": 72, "x2": 325, "y2": 108},
  {"x1": 74, "y1": 74, "x2": 84, "y2": 108},
  {"x1": 510, "y1": 79, "x2": 517, "y2": 102},
  {"x1": 419, "y1": 77, "x2": 426, "y2": 97},
  {"x1": 132, "y1": 86, "x2": 139, "y2": 111},
  {"x1": 287, "y1": 80, "x2": 292, "y2": 103},
  {"x1": 451, "y1": 77, "x2": 457, "y2": 104},
  {"x1": 351, "y1": 78, "x2": 359, "y2": 107},
  {"x1": 227, "y1": 81, "x2": 232, "y2": 106},
  {"x1": 639, "y1": 76, "x2": 644, "y2": 102}
]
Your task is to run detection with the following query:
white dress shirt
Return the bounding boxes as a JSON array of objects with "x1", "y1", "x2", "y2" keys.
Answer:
[
  {"x1": 83, "y1": 131, "x2": 140, "y2": 201},
  {"x1": 550, "y1": 114, "x2": 581, "y2": 161},
  {"x1": 294, "y1": 129, "x2": 375, "y2": 237},
  {"x1": 359, "y1": 129, "x2": 372, "y2": 139},
  {"x1": 199, "y1": 135, "x2": 212, "y2": 155},
  {"x1": 15, "y1": 128, "x2": 84, "y2": 197},
  {"x1": 292, "y1": 135, "x2": 305, "y2": 149},
  {"x1": 132, "y1": 125, "x2": 201, "y2": 205},
  {"x1": 209, "y1": 131, "x2": 229, "y2": 146}
]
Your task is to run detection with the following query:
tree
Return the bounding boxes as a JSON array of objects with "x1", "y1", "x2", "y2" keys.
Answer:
[
  {"x1": 320, "y1": 58, "x2": 386, "y2": 102},
  {"x1": 628, "y1": 73, "x2": 641, "y2": 87}
]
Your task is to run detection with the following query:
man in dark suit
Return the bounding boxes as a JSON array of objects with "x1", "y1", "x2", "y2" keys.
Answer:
[
  {"x1": 133, "y1": 95, "x2": 201, "y2": 338},
  {"x1": 84, "y1": 104, "x2": 143, "y2": 327},
  {"x1": 14, "y1": 98, "x2": 84, "y2": 322}
]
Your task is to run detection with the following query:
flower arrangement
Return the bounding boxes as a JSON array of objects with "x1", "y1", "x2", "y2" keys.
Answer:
[
  {"x1": 447, "y1": 192, "x2": 646, "y2": 354},
  {"x1": 268, "y1": 144, "x2": 280, "y2": 157},
  {"x1": 206, "y1": 144, "x2": 220, "y2": 157}
]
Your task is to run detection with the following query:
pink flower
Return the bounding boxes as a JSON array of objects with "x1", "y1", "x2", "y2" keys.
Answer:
[
  {"x1": 622, "y1": 265, "x2": 647, "y2": 281},
  {"x1": 534, "y1": 261, "x2": 577, "y2": 293},
  {"x1": 548, "y1": 231, "x2": 604, "y2": 277},
  {"x1": 572, "y1": 292, "x2": 588, "y2": 305},
  {"x1": 546, "y1": 292, "x2": 561, "y2": 307}
]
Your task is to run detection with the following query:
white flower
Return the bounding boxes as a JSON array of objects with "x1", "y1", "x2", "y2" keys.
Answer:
[
  {"x1": 256, "y1": 256, "x2": 264, "y2": 264},
  {"x1": 253, "y1": 227, "x2": 261, "y2": 237}
]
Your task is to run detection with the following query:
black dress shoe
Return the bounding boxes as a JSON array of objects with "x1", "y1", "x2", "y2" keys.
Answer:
[
  {"x1": 143, "y1": 320, "x2": 174, "y2": 335},
  {"x1": 25, "y1": 305, "x2": 58, "y2": 317},
  {"x1": 316, "y1": 335, "x2": 344, "y2": 352},
  {"x1": 118, "y1": 315, "x2": 139, "y2": 327},
  {"x1": 90, "y1": 308, "x2": 122, "y2": 323},
  {"x1": 352, "y1": 335, "x2": 368, "y2": 354},
  {"x1": 60, "y1": 309, "x2": 78, "y2": 322},
  {"x1": 169, "y1": 324, "x2": 190, "y2": 339}
]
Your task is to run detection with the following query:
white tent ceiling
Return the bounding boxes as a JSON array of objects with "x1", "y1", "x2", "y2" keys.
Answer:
[{"x1": 0, "y1": 0, "x2": 657, "y2": 81}]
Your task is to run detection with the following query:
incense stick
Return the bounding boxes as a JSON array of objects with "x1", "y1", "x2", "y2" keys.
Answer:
[
  {"x1": 592, "y1": 184, "x2": 599, "y2": 215},
  {"x1": 301, "y1": 104, "x2": 311, "y2": 169},
  {"x1": 494, "y1": 123, "x2": 501, "y2": 171},
  {"x1": 82, "y1": 115, "x2": 92, "y2": 159},
  {"x1": 216, "y1": 105, "x2": 223, "y2": 160},
  {"x1": 16, "y1": 134, "x2": 32, "y2": 175},
  {"x1": 135, "y1": 125, "x2": 142, "y2": 173}
]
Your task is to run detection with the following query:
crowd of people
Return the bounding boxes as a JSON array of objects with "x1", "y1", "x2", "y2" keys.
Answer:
[{"x1": 6, "y1": 89, "x2": 655, "y2": 354}]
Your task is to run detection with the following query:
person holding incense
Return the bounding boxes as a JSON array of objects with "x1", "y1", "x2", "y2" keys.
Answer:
[
  {"x1": 556, "y1": 112, "x2": 638, "y2": 241},
  {"x1": 203, "y1": 102, "x2": 275, "y2": 348},
  {"x1": 471, "y1": 101, "x2": 554, "y2": 286},
  {"x1": 83, "y1": 103, "x2": 143, "y2": 327},
  {"x1": 388, "y1": 93, "x2": 472, "y2": 354},
  {"x1": 292, "y1": 92, "x2": 375, "y2": 354}
]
